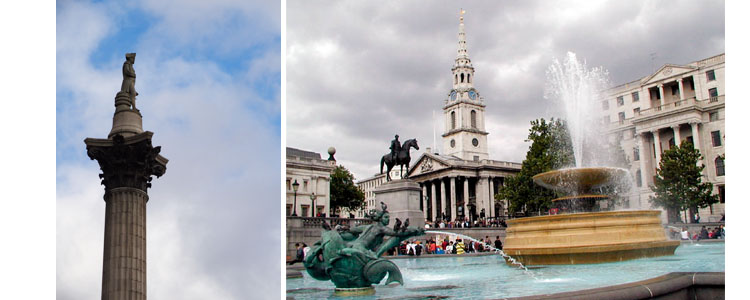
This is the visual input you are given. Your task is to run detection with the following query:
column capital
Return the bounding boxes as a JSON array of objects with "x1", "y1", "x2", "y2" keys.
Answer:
[
  {"x1": 85, "y1": 133, "x2": 168, "y2": 193},
  {"x1": 671, "y1": 124, "x2": 680, "y2": 130}
]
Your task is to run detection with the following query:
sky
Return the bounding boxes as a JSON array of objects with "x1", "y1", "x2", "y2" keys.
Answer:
[
  {"x1": 56, "y1": 0, "x2": 280, "y2": 299},
  {"x1": 286, "y1": 0, "x2": 726, "y2": 181}
]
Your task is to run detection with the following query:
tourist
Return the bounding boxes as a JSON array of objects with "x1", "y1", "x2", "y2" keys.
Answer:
[
  {"x1": 455, "y1": 239, "x2": 466, "y2": 254},
  {"x1": 720, "y1": 213, "x2": 725, "y2": 222},
  {"x1": 416, "y1": 242, "x2": 423, "y2": 256},
  {"x1": 446, "y1": 241, "x2": 454, "y2": 254},
  {"x1": 494, "y1": 236, "x2": 503, "y2": 250},
  {"x1": 720, "y1": 224, "x2": 725, "y2": 239},
  {"x1": 436, "y1": 246, "x2": 445, "y2": 254},
  {"x1": 699, "y1": 226, "x2": 709, "y2": 240},
  {"x1": 302, "y1": 243, "x2": 310, "y2": 259},
  {"x1": 425, "y1": 221, "x2": 431, "y2": 229},
  {"x1": 694, "y1": 212, "x2": 701, "y2": 223},
  {"x1": 467, "y1": 240, "x2": 475, "y2": 253},
  {"x1": 680, "y1": 227, "x2": 690, "y2": 240},
  {"x1": 288, "y1": 243, "x2": 304, "y2": 265},
  {"x1": 429, "y1": 241, "x2": 437, "y2": 254}
]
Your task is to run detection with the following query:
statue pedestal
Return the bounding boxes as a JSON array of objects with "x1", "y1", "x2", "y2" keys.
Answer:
[{"x1": 374, "y1": 179, "x2": 425, "y2": 228}]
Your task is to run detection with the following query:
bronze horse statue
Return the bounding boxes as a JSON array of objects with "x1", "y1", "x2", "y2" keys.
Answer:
[{"x1": 380, "y1": 139, "x2": 419, "y2": 181}]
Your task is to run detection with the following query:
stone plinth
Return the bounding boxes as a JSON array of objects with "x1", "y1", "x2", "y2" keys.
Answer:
[
  {"x1": 503, "y1": 210, "x2": 679, "y2": 266},
  {"x1": 373, "y1": 179, "x2": 425, "y2": 228},
  {"x1": 109, "y1": 92, "x2": 143, "y2": 139}
]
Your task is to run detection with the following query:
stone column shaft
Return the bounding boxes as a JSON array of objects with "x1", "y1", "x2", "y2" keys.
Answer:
[
  {"x1": 450, "y1": 177, "x2": 457, "y2": 222},
  {"x1": 463, "y1": 178, "x2": 469, "y2": 220},
  {"x1": 652, "y1": 130, "x2": 662, "y2": 168},
  {"x1": 672, "y1": 125, "x2": 681, "y2": 146},
  {"x1": 489, "y1": 177, "x2": 495, "y2": 218},
  {"x1": 430, "y1": 182, "x2": 437, "y2": 222},
  {"x1": 677, "y1": 80, "x2": 685, "y2": 100},
  {"x1": 658, "y1": 85, "x2": 665, "y2": 106},
  {"x1": 421, "y1": 184, "x2": 428, "y2": 219},
  {"x1": 690, "y1": 122, "x2": 704, "y2": 168},
  {"x1": 440, "y1": 179, "x2": 447, "y2": 220},
  {"x1": 102, "y1": 188, "x2": 148, "y2": 300},
  {"x1": 637, "y1": 133, "x2": 649, "y2": 188}
]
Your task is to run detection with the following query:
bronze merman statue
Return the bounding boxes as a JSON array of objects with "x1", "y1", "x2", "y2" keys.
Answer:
[
  {"x1": 120, "y1": 53, "x2": 138, "y2": 109},
  {"x1": 304, "y1": 202, "x2": 425, "y2": 290}
]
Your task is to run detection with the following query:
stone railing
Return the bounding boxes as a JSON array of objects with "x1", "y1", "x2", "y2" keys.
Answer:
[
  {"x1": 287, "y1": 216, "x2": 373, "y2": 228},
  {"x1": 635, "y1": 95, "x2": 724, "y2": 118}
]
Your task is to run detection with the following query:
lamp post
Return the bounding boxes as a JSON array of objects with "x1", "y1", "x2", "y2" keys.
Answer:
[
  {"x1": 292, "y1": 179, "x2": 299, "y2": 216},
  {"x1": 310, "y1": 192, "x2": 317, "y2": 217}
]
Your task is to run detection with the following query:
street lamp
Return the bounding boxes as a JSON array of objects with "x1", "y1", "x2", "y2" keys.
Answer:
[
  {"x1": 291, "y1": 179, "x2": 299, "y2": 216},
  {"x1": 310, "y1": 192, "x2": 317, "y2": 217}
]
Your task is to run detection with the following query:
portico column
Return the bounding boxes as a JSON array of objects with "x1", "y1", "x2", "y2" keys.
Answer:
[
  {"x1": 658, "y1": 84, "x2": 665, "y2": 106},
  {"x1": 430, "y1": 181, "x2": 437, "y2": 222},
  {"x1": 690, "y1": 122, "x2": 702, "y2": 149},
  {"x1": 450, "y1": 177, "x2": 457, "y2": 222},
  {"x1": 637, "y1": 133, "x2": 649, "y2": 188},
  {"x1": 421, "y1": 184, "x2": 428, "y2": 219},
  {"x1": 489, "y1": 177, "x2": 495, "y2": 218},
  {"x1": 677, "y1": 80, "x2": 685, "y2": 101},
  {"x1": 672, "y1": 125, "x2": 681, "y2": 146},
  {"x1": 463, "y1": 177, "x2": 469, "y2": 220},
  {"x1": 652, "y1": 129, "x2": 662, "y2": 168},
  {"x1": 440, "y1": 178, "x2": 447, "y2": 221}
]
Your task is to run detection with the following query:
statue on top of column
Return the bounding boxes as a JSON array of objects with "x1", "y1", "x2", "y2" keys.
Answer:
[{"x1": 120, "y1": 53, "x2": 138, "y2": 109}]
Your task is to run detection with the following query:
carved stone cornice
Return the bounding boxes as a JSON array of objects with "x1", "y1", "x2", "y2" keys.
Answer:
[{"x1": 85, "y1": 132, "x2": 168, "y2": 194}]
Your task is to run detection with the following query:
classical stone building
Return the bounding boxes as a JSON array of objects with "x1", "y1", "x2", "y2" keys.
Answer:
[
  {"x1": 406, "y1": 13, "x2": 521, "y2": 222},
  {"x1": 355, "y1": 170, "x2": 399, "y2": 218},
  {"x1": 602, "y1": 53, "x2": 725, "y2": 222},
  {"x1": 286, "y1": 147, "x2": 334, "y2": 217}
]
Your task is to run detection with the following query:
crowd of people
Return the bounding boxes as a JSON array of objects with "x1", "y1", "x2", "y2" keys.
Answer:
[
  {"x1": 423, "y1": 217, "x2": 507, "y2": 229},
  {"x1": 677, "y1": 225, "x2": 725, "y2": 241},
  {"x1": 287, "y1": 243, "x2": 311, "y2": 265},
  {"x1": 387, "y1": 235, "x2": 504, "y2": 256}
]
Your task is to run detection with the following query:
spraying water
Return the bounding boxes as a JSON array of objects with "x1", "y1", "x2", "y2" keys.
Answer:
[{"x1": 425, "y1": 230, "x2": 537, "y2": 278}]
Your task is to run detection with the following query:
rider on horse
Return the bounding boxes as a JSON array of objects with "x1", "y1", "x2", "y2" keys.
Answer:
[{"x1": 390, "y1": 135, "x2": 401, "y2": 162}]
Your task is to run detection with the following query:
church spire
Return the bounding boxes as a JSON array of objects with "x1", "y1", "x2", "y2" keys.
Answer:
[
  {"x1": 457, "y1": 9, "x2": 469, "y2": 60},
  {"x1": 451, "y1": 9, "x2": 475, "y2": 91}
]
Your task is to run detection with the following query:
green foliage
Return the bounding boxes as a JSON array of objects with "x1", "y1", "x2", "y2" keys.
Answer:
[
  {"x1": 330, "y1": 165, "x2": 366, "y2": 216},
  {"x1": 496, "y1": 118, "x2": 574, "y2": 215},
  {"x1": 649, "y1": 141, "x2": 718, "y2": 223}
]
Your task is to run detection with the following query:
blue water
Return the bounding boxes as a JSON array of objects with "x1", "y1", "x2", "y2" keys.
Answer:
[{"x1": 286, "y1": 242, "x2": 724, "y2": 299}]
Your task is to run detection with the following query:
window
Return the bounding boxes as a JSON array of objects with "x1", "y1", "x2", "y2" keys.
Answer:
[
  {"x1": 633, "y1": 107, "x2": 640, "y2": 115},
  {"x1": 470, "y1": 110, "x2": 477, "y2": 128},
  {"x1": 671, "y1": 85, "x2": 679, "y2": 96},
  {"x1": 303, "y1": 180, "x2": 309, "y2": 191},
  {"x1": 686, "y1": 136, "x2": 694, "y2": 148},
  {"x1": 708, "y1": 88, "x2": 718, "y2": 101},
  {"x1": 635, "y1": 170, "x2": 642, "y2": 187},
  {"x1": 618, "y1": 112, "x2": 625, "y2": 123},
  {"x1": 710, "y1": 112, "x2": 719, "y2": 122},
  {"x1": 286, "y1": 204, "x2": 292, "y2": 216},
  {"x1": 460, "y1": 73, "x2": 465, "y2": 83},
  {"x1": 711, "y1": 130, "x2": 722, "y2": 147},
  {"x1": 633, "y1": 147, "x2": 640, "y2": 161},
  {"x1": 706, "y1": 70, "x2": 716, "y2": 81},
  {"x1": 602, "y1": 100, "x2": 609, "y2": 110},
  {"x1": 632, "y1": 92, "x2": 639, "y2": 102},
  {"x1": 715, "y1": 156, "x2": 725, "y2": 176},
  {"x1": 451, "y1": 111, "x2": 456, "y2": 129},
  {"x1": 718, "y1": 185, "x2": 725, "y2": 203},
  {"x1": 301, "y1": 205, "x2": 310, "y2": 217},
  {"x1": 467, "y1": 74, "x2": 471, "y2": 83},
  {"x1": 617, "y1": 96, "x2": 624, "y2": 106}
]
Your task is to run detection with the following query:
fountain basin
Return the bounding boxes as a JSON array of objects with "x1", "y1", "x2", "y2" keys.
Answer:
[
  {"x1": 503, "y1": 210, "x2": 679, "y2": 265},
  {"x1": 533, "y1": 167, "x2": 629, "y2": 194}
]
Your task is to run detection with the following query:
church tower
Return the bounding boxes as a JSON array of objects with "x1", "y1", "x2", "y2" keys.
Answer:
[{"x1": 442, "y1": 10, "x2": 489, "y2": 161}]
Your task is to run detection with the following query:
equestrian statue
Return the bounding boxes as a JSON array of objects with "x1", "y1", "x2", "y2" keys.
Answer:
[{"x1": 380, "y1": 135, "x2": 419, "y2": 181}]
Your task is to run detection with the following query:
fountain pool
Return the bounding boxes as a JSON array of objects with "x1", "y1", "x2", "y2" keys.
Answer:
[{"x1": 286, "y1": 242, "x2": 723, "y2": 299}]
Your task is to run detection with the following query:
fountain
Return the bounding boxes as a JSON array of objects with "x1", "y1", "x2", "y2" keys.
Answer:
[{"x1": 501, "y1": 53, "x2": 679, "y2": 266}]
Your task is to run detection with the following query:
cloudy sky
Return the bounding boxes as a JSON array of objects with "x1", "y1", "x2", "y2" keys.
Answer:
[
  {"x1": 56, "y1": 0, "x2": 280, "y2": 299},
  {"x1": 287, "y1": 0, "x2": 725, "y2": 180}
]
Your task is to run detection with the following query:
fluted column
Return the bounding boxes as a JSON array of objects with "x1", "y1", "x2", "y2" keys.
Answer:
[
  {"x1": 421, "y1": 184, "x2": 428, "y2": 219},
  {"x1": 652, "y1": 129, "x2": 662, "y2": 168},
  {"x1": 450, "y1": 177, "x2": 457, "y2": 222},
  {"x1": 440, "y1": 178, "x2": 447, "y2": 220},
  {"x1": 672, "y1": 125, "x2": 681, "y2": 146},
  {"x1": 690, "y1": 122, "x2": 702, "y2": 149},
  {"x1": 489, "y1": 177, "x2": 495, "y2": 218},
  {"x1": 637, "y1": 133, "x2": 649, "y2": 188},
  {"x1": 658, "y1": 84, "x2": 665, "y2": 106},
  {"x1": 430, "y1": 181, "x2": 437, "y2": 222},
  {"x1": 463, "y1": 178, "x2": 469, "y2": 220},
  {"x1": 102, "y1": 188, "x2": 148, "y2": 300}
]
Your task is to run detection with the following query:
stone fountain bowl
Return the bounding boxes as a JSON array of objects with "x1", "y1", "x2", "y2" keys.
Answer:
[{"x1": 532, "y1": 167, "x2": 630, "y2": 194}]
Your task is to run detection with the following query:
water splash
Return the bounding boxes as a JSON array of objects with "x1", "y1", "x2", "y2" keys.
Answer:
[
  {"x1": 545, "y1": 52, "x2": 611, "y2": 168},
  {"x1": 425, "y1": 230, "x2": 537, "y2": 278}
]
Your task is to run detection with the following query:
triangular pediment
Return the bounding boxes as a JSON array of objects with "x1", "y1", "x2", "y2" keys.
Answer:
[
  {"x1": 407, "y1": 153, "x2": 451, "y2": 177},
  {"x1": 641, "y1": 64, "x2": 697, "y2": 85}
]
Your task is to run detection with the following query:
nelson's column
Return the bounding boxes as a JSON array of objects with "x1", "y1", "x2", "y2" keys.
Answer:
[{"x1": 85, "y1": 53, "x2": 168, "y2": 300}]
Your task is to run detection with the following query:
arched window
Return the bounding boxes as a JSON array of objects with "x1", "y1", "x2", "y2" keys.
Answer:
[
  {"x1": 715, "y1": 156, "x2": 725, "y2": 176},
  {"x1": 455, "y1": 74, "x2": 458, "y2": 84},
  {"x1": 467, "y1": 74, "x2": 471, "y2": 83},
  {"x1": 450, "y1": 111, "x2": 456, "y2": 129},
  {"x1": 470, "y1": 110, "x2": 477, "y2": 128},
  {"x1": 460, "y1": 73, "x2": 465, "y2": 83},
  {"x1": 635, "y1": 170, "x2": 642, "y2": 187}
]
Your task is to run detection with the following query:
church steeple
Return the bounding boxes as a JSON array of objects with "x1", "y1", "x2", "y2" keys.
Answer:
[{"x1": 442, "y1": 10, "x2": 489, "y2": 161}]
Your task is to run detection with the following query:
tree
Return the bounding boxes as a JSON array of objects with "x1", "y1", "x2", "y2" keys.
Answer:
[
  {"x1": 650, "y1": 141, "x2": 718, "y2": 223},
  {"x1": 330, "y1": 165, "x2": 366, "y2": 217},
  {"x1": 496, "y1": 118, "x2": 574, "y2": 215}
]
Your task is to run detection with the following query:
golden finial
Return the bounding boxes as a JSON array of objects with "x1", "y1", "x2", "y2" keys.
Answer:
[{"x1": 460, "y1": 8, "x2": 465, "y2": 23}]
